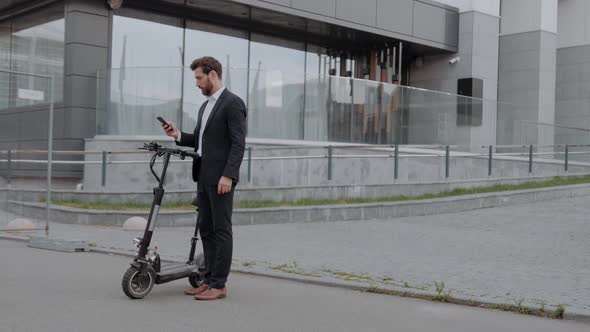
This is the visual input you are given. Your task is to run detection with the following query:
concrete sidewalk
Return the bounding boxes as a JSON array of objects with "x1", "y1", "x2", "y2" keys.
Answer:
[
  {"x1": 3, "y1": 240, "x2": 588, "y2": 332},
  {"x1": 1, "y1": 194, "x2": 589, "y2": 322}
]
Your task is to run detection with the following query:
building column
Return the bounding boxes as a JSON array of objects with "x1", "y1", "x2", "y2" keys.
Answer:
[
  {"x1": 497, "y1": 0, "x2": 557, "y2": 146},
  {"x1": 62, "y1": 0, "x2": 109, "y2": 147},
  {"x1": 555, "y1": 0, "x2": 590, "y2": 148}
]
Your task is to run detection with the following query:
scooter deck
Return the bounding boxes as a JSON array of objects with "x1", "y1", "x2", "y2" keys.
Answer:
[{"x1": 155, "y1": 262, "x2": 199, "y2": 284}]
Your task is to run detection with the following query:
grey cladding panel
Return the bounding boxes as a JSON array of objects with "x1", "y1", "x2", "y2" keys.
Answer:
[
  {"x1": 499, "y1": 49, "x2": 542, "y2": 72},
  {"x1": 65, "y1": 0, "x2": 108, "y2": 16},
  {"x1": 413, "y1": 1, "x2": 458, "y2": 46},
  {"x1": 261, "y1": 0, "x2": 291, "y2": 6},
  {"x1": 65, "y1": 43, "x2": 108, "y2": 77},
  {"x1": 63, "y1": 107, "x2": 96, "y2": 139},
  {"x1": 292, "y1": 0, "x2": 336, "y2": 16},
  {"x1": 499, "y1": 31, "x2": 541, "y2": 53},
  {"x1": 557, "y1": 45, "x2": 590, "y2": 65},
  {"x1": 64, "y1": 75, "x2": 98, "y2": 109},
  {"x1": 0, "y1": 112, "x2": 20, "y2": 140},
  {"x1": 336, "y1": 0, "x2": 377, "y2": 26},
  {"x1": 65, "y1": 11, "x2": 109, "y2": 48},
  {"x1": 444, "y1": 9, "x2": 459, "y2": 47},
  {"x1": 376, "y1": 0, "x2": 412, "y2": 36},
  {"x1": 18, "y1": 109, "x2": 61, "y2": 141}
]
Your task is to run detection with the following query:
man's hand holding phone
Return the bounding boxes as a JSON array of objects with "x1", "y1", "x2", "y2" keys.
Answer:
[{"x1": 158, "y1": 116, "x2": 179, "y2": 140}]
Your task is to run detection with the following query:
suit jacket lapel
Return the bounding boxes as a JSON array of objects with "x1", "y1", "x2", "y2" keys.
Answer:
[
  {"x1": 194, "y1": 101, "x2": 208, "y2": 134},
  {"x1": 203, "y1": 89, "x2": 228, "y2": 134},
  {"x1": 193, "y1": 101, "x2": 208, "y2": 150}
]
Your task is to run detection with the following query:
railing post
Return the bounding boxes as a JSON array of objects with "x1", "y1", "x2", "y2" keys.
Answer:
[
  {"x1": 394, "y1": 144, "x2": 399, "y2": 180},
  {"x1": 247, "y1": 147, "x2": 252, "y2": 182},
  {"x1": 488, "y1": 145, "x2": 493, "y2": 176},
  {"x1": 445, "y1": 145, "x2": 450, "y2": 179},
  {"x1": 101, "y1": 151, "x2": 107, "y2": 187},
  {"x1": 7, "y1": 149, "x2": 12, "y2": 186},
  {"x1": 327, "y1": 145, "x2": 333, "y2": 180},
  {"x1": 564, "y1": 144, "x2": 569, "y2": 173},
  {"x1": 529, "y1": 144, "x2": 533, "y2": 174}
]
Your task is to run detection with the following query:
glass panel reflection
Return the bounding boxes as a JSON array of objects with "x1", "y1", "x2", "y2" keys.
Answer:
[
  {"x1": 248, "y1": 34, "x2": 305, "y2": 140},
  {"x1": 0, "y1": 2, "x2": 64, "y2": 110},
  {"x1": 108, "y1": 11, "x2": 183, "y2": 135},
  {"x1": 182, "y1": 21, "x2": 248, "y2": 132}
]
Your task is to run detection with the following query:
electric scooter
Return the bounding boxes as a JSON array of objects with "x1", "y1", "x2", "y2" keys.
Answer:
[{"x1": 122, "y1": 142, "x2": 205, "y2": 299}]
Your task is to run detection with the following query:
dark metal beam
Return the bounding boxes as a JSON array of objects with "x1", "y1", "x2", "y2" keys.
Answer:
[{"x1": 0, "y1": 0, "x2": 60, "y2": 22}]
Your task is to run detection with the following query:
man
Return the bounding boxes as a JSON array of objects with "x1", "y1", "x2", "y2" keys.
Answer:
[{"x1": 161, "y1": 56, "x2": 246, "y2": 301}]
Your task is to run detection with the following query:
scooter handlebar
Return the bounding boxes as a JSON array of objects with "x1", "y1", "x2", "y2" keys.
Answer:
[
  {"x1": 139, "y1": 142, "x2": 200, "y2": 159},
  {"x1": 179, "y1": 150, "x2": 200, "y2": 159}
]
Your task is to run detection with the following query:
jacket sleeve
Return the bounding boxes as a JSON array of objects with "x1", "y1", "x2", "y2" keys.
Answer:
[
  {"x1": 176, "y1": 131, "x2": 196, "y2": 148},
  {"x1": 222, "y1": 97, "x2": 247, "y2": 181}
]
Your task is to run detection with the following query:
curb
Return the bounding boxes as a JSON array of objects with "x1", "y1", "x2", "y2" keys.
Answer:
[
  {"x1": 2, "y1": 233, "x2": 587, "y2": 324},
  {"x1": 5, "y1": 182, "x2": 590, "y2": 226},
  {"x1": 4, "y1": 174, "x2": 588, "y2": 205},
  {"x1": 0, "y1": 234, "x2": 29, "y2": 242}
]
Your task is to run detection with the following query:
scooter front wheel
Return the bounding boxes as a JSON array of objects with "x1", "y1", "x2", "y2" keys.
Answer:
[
  {"x1": 122, "y1": 266, "x2": 155, "y2": 299},
  {"x1": 188, "y1": 253, "x2": 205, "y2": 288}
]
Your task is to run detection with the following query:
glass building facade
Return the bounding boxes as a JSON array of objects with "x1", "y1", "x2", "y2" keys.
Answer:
[
  {"x1": 98, "y1": 7, "x2": 417, "y2": 144},
  {"x1": 1, "y1": 1, "x2": 497, "y2": 150},
  {"x1": 0, "y1": 1, "x2": 64, "y2": 110}
]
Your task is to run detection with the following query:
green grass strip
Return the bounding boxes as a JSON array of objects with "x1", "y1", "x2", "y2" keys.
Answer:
[{"x1": 44, "y1": 175, "x2": 590, "y2": 211}]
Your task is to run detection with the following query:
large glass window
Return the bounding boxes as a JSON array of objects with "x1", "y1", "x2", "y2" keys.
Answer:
[
  {"x1": 248, "y1": 34, "x2": 306, "y2": 140},
  {"x1": 100, "y1": 8, "x2": 412, "y2": 143},
  {"x1": 107, "y1": 10, "x2": 183, "y2": 135},
  {"x1": 0, "y1": 2, "x2": 64, "y2": 110},
  {"x1": 182, "y1": 21, "x2": 249, "y2": 132}
]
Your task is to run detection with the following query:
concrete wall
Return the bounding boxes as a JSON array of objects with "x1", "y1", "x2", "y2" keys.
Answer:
[
  {"x1": 82, "y1": 137, "x2": 590, "y2": 192},
  {"x1": 497, "y1": 0, "x2": 558, "y2": 146},
  {"x1": 6, "y1": 174, "x2": 587, "y2": 205}
]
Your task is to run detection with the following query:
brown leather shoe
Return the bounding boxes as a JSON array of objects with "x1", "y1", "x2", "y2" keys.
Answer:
[
  {"x1": 183, "y1": 283, "x2": 208, "y2": 296},
  {"x1": 194, "y1": 287, "x2": 227, "y2": 301}
]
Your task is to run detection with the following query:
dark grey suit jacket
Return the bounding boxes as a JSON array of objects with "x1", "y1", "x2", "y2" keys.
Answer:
[{"x1": 176, "y1": 89, "x2": 247, "y2": 186}]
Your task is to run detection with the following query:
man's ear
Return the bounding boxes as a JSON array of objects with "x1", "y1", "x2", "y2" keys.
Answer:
[{"x1": 210, "y1": 70, "x2": 219, "y2": 80}]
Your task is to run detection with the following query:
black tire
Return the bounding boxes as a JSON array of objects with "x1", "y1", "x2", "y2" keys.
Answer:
[
  {"x1": 188, "y1": 253, "x2": 206, "y2": 288},
  {"x1": 122, "y1": 266, "x2": 155, "y2": 299}
]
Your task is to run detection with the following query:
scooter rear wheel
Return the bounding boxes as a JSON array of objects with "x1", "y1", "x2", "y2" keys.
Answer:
[{"x1": 122, "y1": 266, "x2": 155, "y2": 299}]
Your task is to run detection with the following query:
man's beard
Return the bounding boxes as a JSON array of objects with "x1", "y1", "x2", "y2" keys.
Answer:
[{"x1": 201, "y1": 83, "x2": 212, "y2": 96}]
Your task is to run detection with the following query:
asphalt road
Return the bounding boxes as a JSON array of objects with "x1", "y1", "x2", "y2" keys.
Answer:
[{"x1": 0, "y1": 240, "x2": 587, "y2": 332}]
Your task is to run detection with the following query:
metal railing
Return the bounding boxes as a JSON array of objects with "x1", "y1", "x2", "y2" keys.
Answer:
[{"x1": 1, "y1": 144, "x2": 590, "y2": 186}]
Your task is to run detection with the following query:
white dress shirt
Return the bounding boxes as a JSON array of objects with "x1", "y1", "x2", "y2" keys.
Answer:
[{"x1": 176, "y1": 86, "x2": 225, "y2": 156}]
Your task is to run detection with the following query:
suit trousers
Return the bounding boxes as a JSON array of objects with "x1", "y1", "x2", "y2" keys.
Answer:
[{"x1": 197, "y1": 183, "x2": 234, "y2": 289}]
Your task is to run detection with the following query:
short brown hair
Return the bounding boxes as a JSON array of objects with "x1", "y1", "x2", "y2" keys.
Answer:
[{"x1": 190, "y1": 56, "x2": 222, "y2": 77}]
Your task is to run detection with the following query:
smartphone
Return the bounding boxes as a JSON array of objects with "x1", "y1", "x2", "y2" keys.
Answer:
[{"x1": 157, "y1": 116, "x2": 168, "y2": 126}]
